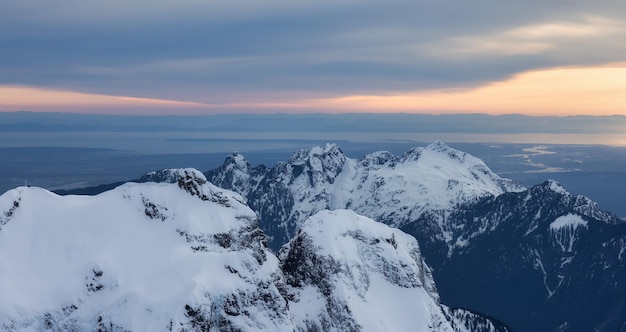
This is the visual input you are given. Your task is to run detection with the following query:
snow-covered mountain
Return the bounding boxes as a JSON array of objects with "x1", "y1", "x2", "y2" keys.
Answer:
[
  {"x1": 432, "y1": 179, "x2": 626, "y2": 332},
  {"x1": 45, "y1": 142, "x2": 626, "y2": 331},
  {"x1": 0, "y1": 169, "x2": 292, "y2": 331},
  {"x1": 201, "y1": 143, "x2": 625, "y2": 331},
  {"x1": 205, "y1": 141, "x2": 525, "y2": 251},
  {"x1": 0, "y1": 169, "x2": 506, "y2": 331},
  {"x1": 280, "y1": 209, "x2": 508, "y2": 332}
]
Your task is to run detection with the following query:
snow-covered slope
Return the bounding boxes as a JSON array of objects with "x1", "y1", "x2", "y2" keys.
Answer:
[
  {"x1": 279, "y1": 209, "x2": 508, "y2": 332},
  {"x1": 0, "y1": 169, "x2": 291, "y2": 331},
  {"x1": 205, "y1": 141, "x2": 525, "y2": 250},
  {"x1": 0, "y1": 170, "x2": 509, "y2": 332}
]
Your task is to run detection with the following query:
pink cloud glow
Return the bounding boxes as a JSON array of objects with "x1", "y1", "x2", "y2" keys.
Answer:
[
  {"x1": 2, "y1": 63, "x2": 625, "y2": 116},
  {"x1": 0, "y1": 86, "x2": 210, "y2": 114}
]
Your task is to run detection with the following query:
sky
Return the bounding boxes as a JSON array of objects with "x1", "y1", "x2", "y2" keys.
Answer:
[{"x1": 1, "y1": 1, "x2": 626, "y2": 116}]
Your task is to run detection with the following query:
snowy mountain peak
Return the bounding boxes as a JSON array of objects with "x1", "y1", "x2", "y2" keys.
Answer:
[
  {"x1": 419, "y1": 141, "x2": 479, "y2": 167},
  {"x1": 224, "y1": 151, "x2": 250, "y2": 171},
  {"x1": 0, "y1": 180, "x2": 292, "y2": 331},
  {"x1": 289, "y1": 143, "x2": 346, "y2": 170},
  {"x1": 399, "y1": 142, "x2": 513, "y2": 192},
  {"x1": 204, "y1": 153, "x2": 268, "y2": 200},
  {"x1": 545, "y1": 179, "x2": 569, "y2": 195},
  {"x1": 534, "y1": 179, "x2": 573, "y2": 198},
  {"x1": 143, "y1": 167, "x2": 250, "y2": 208},
  {"x1": 140, "y1": 167, "x2": 206, "y2": 185},
  {"x1": 359, "y1": 150, "x2": 396, "y2": 167},
  {"x1": 205, "y1": 142, "x2": 526, "y2": 250},
  {"x1": 279, "y1": 210, "x2": 505, "y2": 332},
  {"x1": 309, "y1": 142, "x2": 342, "y2": 156},
  {"x1": 281, "y1": 210, "x2": 440, "y2": 299},
  {"x1": 427, "y1": 140, "x2": 450, "y2": 150},
  {"x1": 283, "y1": 143, "x2": 347, "y2": 187},
  {"x1": 400, "y1": 140, "x2": 466, "y2": 162},
  {"x1": 529, "y1": 180, "x2": 621, "y2": 225},
  {"x1": 425, "y1": 140, "x2": 454, "y2": 154},
  {"x1": 174, "y1": 167, "x2": 207, "y2": 184}
]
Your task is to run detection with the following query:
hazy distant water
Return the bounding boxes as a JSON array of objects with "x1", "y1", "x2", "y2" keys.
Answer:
[
  {"x1": 3, "y1": 131, "x2": 626, "y2": 154},
  {"x1": 2, "y1": 130, "x2": 626, "y2": 218}
]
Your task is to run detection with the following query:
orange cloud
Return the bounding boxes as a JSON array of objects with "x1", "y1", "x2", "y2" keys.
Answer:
[
  {"x1": 0, "y1": 86, "x2": 209, "y2": 111},
  {"x1": 1, "y1": 62, "x2": 625, "y2": 116},
  {"x1": 303, "y1": 63, "x2": 626, "y2": 116},
  {"x1": 112, "y1": 96, "x2": 207, "y2": 107}
]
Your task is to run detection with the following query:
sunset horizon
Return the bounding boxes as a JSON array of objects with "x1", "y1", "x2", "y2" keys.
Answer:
[
  {"x1": 2, "y1": 2, "x2": 625, "y2": 117},
  {"x1": 2, "y1": 59, "x2": 625, "y2": 117}
]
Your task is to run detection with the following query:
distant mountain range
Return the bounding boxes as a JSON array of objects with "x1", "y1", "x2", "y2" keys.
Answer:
[{"x1": 20, "y1": 141, "x2": 626, "y2": 331}]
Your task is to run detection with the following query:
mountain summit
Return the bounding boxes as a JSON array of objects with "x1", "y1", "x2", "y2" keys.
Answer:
[
  {"x1": 206, "y1": 141, "x2": 525, "y2": 250},
  {"x1": 280, "y1": 209, "x2": 508, "y2": 332},
  {"x1": 0, "y1": 169, "x2": 292, "y2": 331}
]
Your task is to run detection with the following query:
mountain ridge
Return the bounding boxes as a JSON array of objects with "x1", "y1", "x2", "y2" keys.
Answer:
[
  {"x1": 0, "y1": 170, "x2": 506, "y2": 331},
  {"x1": 206, "y1": 141, "x2": 526, "y2": 251}
]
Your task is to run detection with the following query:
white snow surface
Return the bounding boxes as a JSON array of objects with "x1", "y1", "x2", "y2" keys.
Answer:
[
  {"x1": 298, "y1": 142, "x2": 525, "y2": 228},
  {"x1": 0, "y1": 169, "x2": 291, "y2": 331},
  {"x1": 0, "y1": 173, "x2": 502, "y2": 331},
  {"x1": 282, "y1": 209, "x2": 462, "y2": 332},
  {"x1": 549, "y1": 213, "x2": 589, "y2": 253},
  {"x1": 550, "y1": 213, "x2": 588, "y2": 231},
  {"x1": 547, "y1": 179, "x2": 569, "y2": 195}
]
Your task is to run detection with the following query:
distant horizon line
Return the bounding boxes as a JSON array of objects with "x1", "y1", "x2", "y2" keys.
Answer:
[{"x1": 2, "y1": 110, "x2": 626, "y2": 118}]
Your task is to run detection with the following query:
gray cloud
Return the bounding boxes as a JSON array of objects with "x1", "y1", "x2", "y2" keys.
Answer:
[{"x1": 1, "y1": 0, "x2": 625, "y2": 102}]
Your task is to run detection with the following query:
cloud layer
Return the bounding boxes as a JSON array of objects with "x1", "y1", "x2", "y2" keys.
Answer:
[{"x1": 1, "y1": 1, "x2": 625, "y2": 114}]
